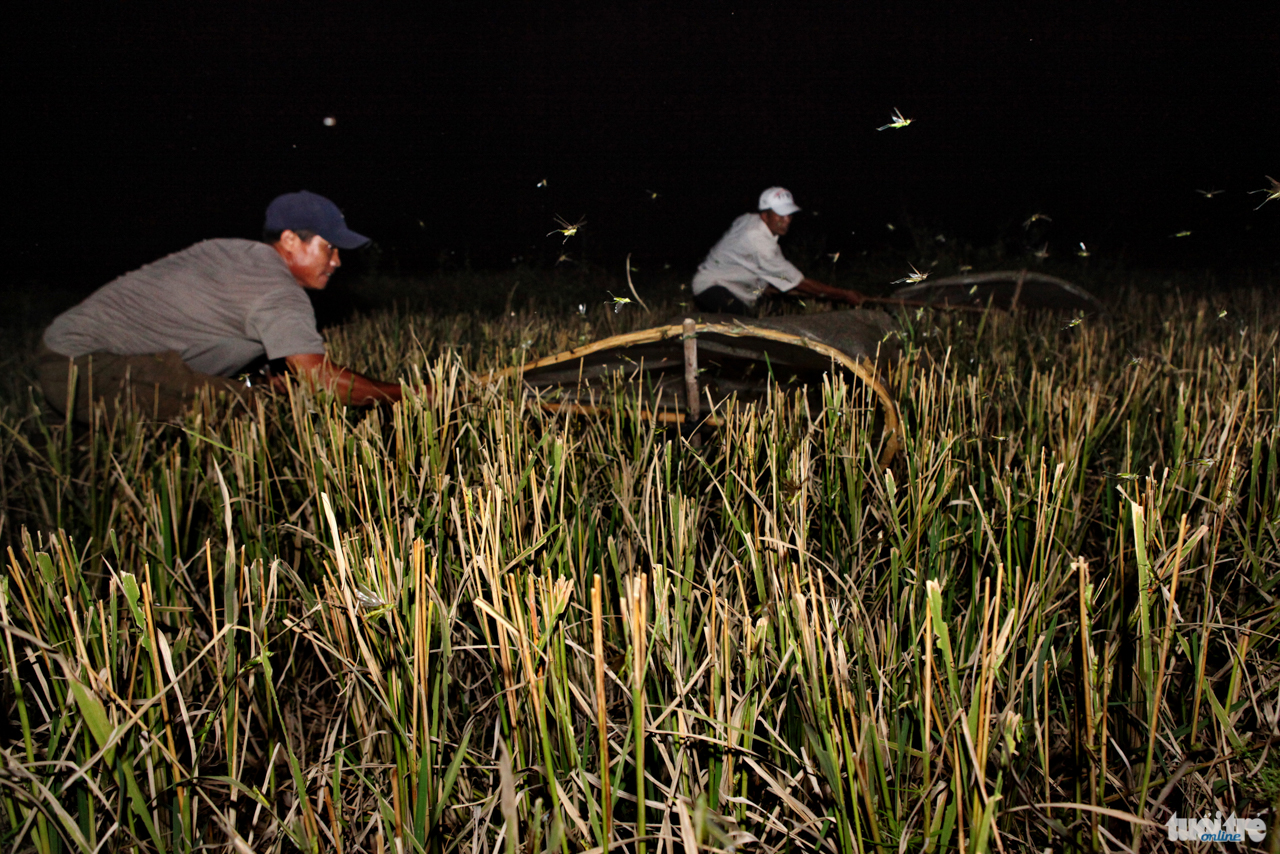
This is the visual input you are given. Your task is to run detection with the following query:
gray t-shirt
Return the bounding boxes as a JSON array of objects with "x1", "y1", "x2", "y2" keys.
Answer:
[{"x1": 43, "y1": 239, "x2": 327, "y2": 377}]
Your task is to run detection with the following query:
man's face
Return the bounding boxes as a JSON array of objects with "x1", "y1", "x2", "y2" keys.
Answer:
[
  {"x1": 761, "y1": 210, "x2": 792, "y2": 236},
  {"x1": 281, "y1": 232, "x2": 341, "y2": 290}
]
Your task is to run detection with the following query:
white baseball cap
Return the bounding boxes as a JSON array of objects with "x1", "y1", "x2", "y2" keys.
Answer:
[{"x1": 758, "y1": 186, "x2": 801, "y2": 216}]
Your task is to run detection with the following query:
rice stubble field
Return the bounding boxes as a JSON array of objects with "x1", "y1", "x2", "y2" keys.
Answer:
[{"x1": 0, "y1": 273, "x2": 1278, "y2": 853}]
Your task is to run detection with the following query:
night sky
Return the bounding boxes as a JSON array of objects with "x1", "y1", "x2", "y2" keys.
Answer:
[{"x1": 9, "y1": 3, "x2": 1278, "y2": 296}]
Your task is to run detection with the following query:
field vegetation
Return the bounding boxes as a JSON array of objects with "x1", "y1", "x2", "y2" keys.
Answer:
[{"x1": 1, "y1": 256, "x2": 1277, "y2": 853}]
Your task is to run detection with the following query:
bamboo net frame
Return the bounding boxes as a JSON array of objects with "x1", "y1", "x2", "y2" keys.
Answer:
[
  {"x1": 481, "y1": 321, "x2": 902, "y2": 466},
  {"x1": 891, "y1": 269, "x2": 1104, "y2": 313}
]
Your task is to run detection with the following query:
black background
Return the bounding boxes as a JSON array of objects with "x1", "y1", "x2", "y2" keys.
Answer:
[{"x1": 9, "y1": 2, "x2": 1278, "y2": 296}]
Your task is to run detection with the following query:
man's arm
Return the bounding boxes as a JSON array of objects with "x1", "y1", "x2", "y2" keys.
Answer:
[
  {"x1": 791, "y1": 277, "x2": 868, "y2": 305},
  {"x1": 282, "y1": 353, "x2": 404, "y2": 404},
  {"x1": 763, "y1": 278, "x2": 868, "y2": 305}
]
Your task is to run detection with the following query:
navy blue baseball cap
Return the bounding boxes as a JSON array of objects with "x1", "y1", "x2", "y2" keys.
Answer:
[{"x1": 264, "y1": 191, "x2": 370, "y2": 249}]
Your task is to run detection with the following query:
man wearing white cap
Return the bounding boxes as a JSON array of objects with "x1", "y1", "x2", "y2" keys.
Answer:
[{"x1": 692, "y1": 187, "x2": 866, "y2": 314}]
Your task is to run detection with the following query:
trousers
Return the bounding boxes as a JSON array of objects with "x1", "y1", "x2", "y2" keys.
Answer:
[
  {"x1": 36, "y1": 344, "x2": 253, "y2": 423},
  {"x1": 692, "y1": 285, "x2": 753, "y2": 315}
]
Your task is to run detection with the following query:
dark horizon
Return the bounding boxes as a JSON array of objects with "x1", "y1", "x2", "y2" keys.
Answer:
[{"x1": 9, "y1": 3, "x2": 1278, "y2": 296}]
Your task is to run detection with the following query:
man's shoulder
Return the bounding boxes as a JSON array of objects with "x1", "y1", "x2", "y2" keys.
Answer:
[
  {"x1": 729, "y1": 212, "x2": 767, "y2": 235},
  {"x1": 154, "y1": 239, "x2": 292, "y2": 283},
  {"x1": 725, "y1": 212, "x2": 772, "y2": 245},
  {"x1": 177, "y1": 238, "x2": 281, "y2": 265}
]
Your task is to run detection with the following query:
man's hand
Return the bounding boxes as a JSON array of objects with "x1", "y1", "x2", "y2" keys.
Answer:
[
  {"x1": 283, "y1": 353, "x2": 404, "y2": 405},
  {"x1": 794, "y1": 277, "x2": 867, "y2": 306}
]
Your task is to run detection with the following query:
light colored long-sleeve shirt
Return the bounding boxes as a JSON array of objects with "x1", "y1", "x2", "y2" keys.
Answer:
[{"x1": 691, "y1": 213, "x2": 804, "y2": 307}]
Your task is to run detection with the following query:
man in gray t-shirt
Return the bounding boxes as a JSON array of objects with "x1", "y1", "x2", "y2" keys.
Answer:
[{"x1": 39, "y1": 191, "x2": 404, "y2": 421}]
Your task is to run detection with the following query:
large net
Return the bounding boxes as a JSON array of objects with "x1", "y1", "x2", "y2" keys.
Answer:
[
  {"x1": 890, "y1": 269, "x2": 1103, "y2": 313},
  {"x1": 484, "y1": 309, "x2": 903, "y2": 464}
]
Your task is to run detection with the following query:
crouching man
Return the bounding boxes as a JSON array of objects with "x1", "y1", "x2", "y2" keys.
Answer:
[
  {"x1": 37, "y1": 190, "x2": 403, "y2": 421},
  {"x1": 692, "y1": 186, "x2": 867, "y2": 315}
]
